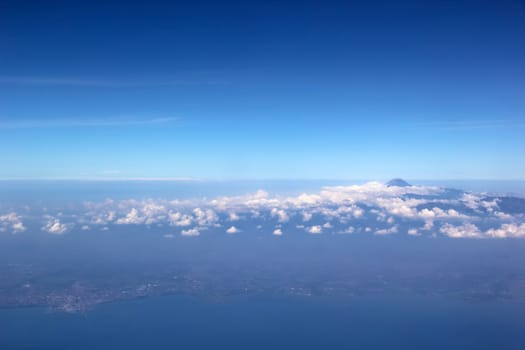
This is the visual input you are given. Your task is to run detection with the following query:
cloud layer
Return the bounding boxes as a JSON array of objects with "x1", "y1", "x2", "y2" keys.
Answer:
[{"x1": 1, "y1": 182, "x2": 524, "y2": 239}]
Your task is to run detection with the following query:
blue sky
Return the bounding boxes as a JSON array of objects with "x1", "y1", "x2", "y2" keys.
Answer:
[{"x1": 1, "y1": 0, "x2": 524, "y2": 180}]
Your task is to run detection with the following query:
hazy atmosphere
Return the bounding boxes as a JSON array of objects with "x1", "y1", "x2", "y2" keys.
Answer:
[{"x1": 1, "y1": 1, "x2": 525, "y2": 349}]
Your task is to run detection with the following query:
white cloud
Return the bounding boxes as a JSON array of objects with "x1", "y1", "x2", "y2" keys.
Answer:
[
  {"x1": 353, "y1": 207, "x2": 364, "y2": 218},
  {"x1": 486, "y1": 223, "x2": 525, "y2": 238},
  {"x1": 33, "y1": 180, "x2": 521, "y2": 239},
  {"x1": 461, "y1": 193, "x2": 483, "y2": 210},
  {"x1": 407, "y1": 228, "x2": 420, "y2": 236},
  {"x1": 142, "y1": 203, "x2": 166, "y2": 216},
  {"x1": 226, "y1": 226, "x2": 240, "y2": 234},
  {"x1": 418, "y1": 207, "x2": 467, "y2": 220},
  {"x1": 375, "y1": 225, "x2": 398, "y2": 235},
  {"x1": 302, "y1": 212, "x2": 313, "y2": 222},
  {"x1": 0, "y1": 116, "x2": 178, "y2": 129},
  {"x1": 228, "y1": 212, "x2": 240, "y2": 221},
  {"x1": 116, "y1": 208, "x2": 144, "y2": 225},
  {"x1": 12, "y1": 222, "x2": 26, "y2": 232},
  {"x1": 494, "y1": 211, "x2": 512, "y2": 220},
  {"x1": 423, "y1": 220, "x2": 434, "y2": 230},
  {"x1": 273, "y1": 228, "x2": 283, "y2": 236},
  {"x1": 271, "y1": 208, "x2": 289, "y2": 223},
  {"x1": 181, "y1": 228, "x2": 200, "y2": 237},
  {"x1": 193, "y1": 208, "x2": 218, "y2": 226},
  {"x1": 340, "y1": 226, "x2": 355, "y2": 234},
  {"x1": 168, "y1": 212, "x2": 192, "y2": 227},
  {"x1": 419, "y1": 208, "x2": 436, "y2": 219},
  {"x1": 42, "y1": 218, "x2": 69, "y2": 235},
  {"x1": 291, "y1": 193, "x2": 321, "y2": 206},
  {"x1": 0, "y1": 212, "x2": 26, "y2": 233},
  {"x1": 440, "y1": 223, "x2": 482, "y2": 238},
  {"x1": 307, "y1": 225, "x2": 322, "y2": 234},
  {"x1": 480, "y1": 198, "x2": 499, "y2": 212},
  {"x1": 440, "y1": 222, "x2": 525, "y2": 239}
]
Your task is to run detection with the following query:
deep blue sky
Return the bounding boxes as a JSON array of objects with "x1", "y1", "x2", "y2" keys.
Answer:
[{"x1": 1, "y1": 0, "x2": 524, "y2": 180}]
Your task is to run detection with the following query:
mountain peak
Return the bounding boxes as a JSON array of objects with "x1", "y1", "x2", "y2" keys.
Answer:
[{"x1": 386, "y1": 178, "x2": 411, "y2": 187}]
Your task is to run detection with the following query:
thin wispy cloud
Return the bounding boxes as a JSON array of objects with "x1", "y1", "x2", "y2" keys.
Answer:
[
  {"x1": 413, "y1": 120, "x2": 525, "y2": 131},
  {"x1": 0, "y1": 177, "x2": 199, "y2": 181},
  {"x1": 0, "y1": 117, "x2": 177, "y2": 129},
  {"x1": 0, "y1": 76, "x2": 226, "y2": 87}
]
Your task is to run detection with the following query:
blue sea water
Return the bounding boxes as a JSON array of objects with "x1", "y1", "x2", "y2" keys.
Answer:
[{"x1": 1, "y1": 294, "x2": 525, "y2": 350}]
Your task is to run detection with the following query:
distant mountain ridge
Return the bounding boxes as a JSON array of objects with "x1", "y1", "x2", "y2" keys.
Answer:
[{"x1": 386, "y1": 178, "x2": 411, "y2": 187}]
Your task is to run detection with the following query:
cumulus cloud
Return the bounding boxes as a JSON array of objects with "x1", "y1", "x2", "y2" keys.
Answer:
[
  {"x1": 439, "y1": 222, "x2": 525, "y2": 239},
  {"x1": 193, "y1": 208, "x2": 218, "y2": 226},
  {"x1": 271, "y1": 208, "x2": 289, "y2": 223},
  {"x1": 375, "y1": 225, "x2": 398, "y2": 235},
  {"x1": 307, "y1": 225, "x2": 322, "y2": 234},
  {"x1": 116, "y1": 208, "x2": 144, "y2": 225},
  {"x1": 486, "y1": 223, "x2": 525, "y2": 238},
  {"x1": 339, "y1": 226, "x2": 355, "y2": 234},
  {"x1": 353, "y1": 207, "x2": 364, "y2": 218},
  {"x1": 440, "y1": 223, "x2": 482, "y2": 238},
  {"x1": 273, "y1": 228, "x2": 283, "y2": 236},
  {"x1": 302, "y1": 212, "x2": 313, "y2": 222},
  {"x1": 168, "y1": 212, "x2": 193, "y2": 227},
  {"x1": 228, "y1": 212, "x2": 240, "y2": 221},
  {"x1": 17, "y1": 180, "x2": 523, "y2": 239},
  {"x1": 181, "y1": 227, "x2": 200, "y2": 237},
  {"x1": 226, "y1": 226, "x2": 240, "y2": 234},
  {"x1": 0, "y1": 212, "x2": 26, "y2": 233},
  {"x1": 42, "y1": 218, "x2": 69, "y2": 235}
]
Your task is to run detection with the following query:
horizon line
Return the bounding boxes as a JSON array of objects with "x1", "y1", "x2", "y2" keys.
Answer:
[{"x1": 1, "y1": 177, "x2": 525, "y2": 182}]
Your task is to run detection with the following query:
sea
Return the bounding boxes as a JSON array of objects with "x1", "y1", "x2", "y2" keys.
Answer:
[{"x1": 1, "y1": 294, "x2": 525, "y2": 350}]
